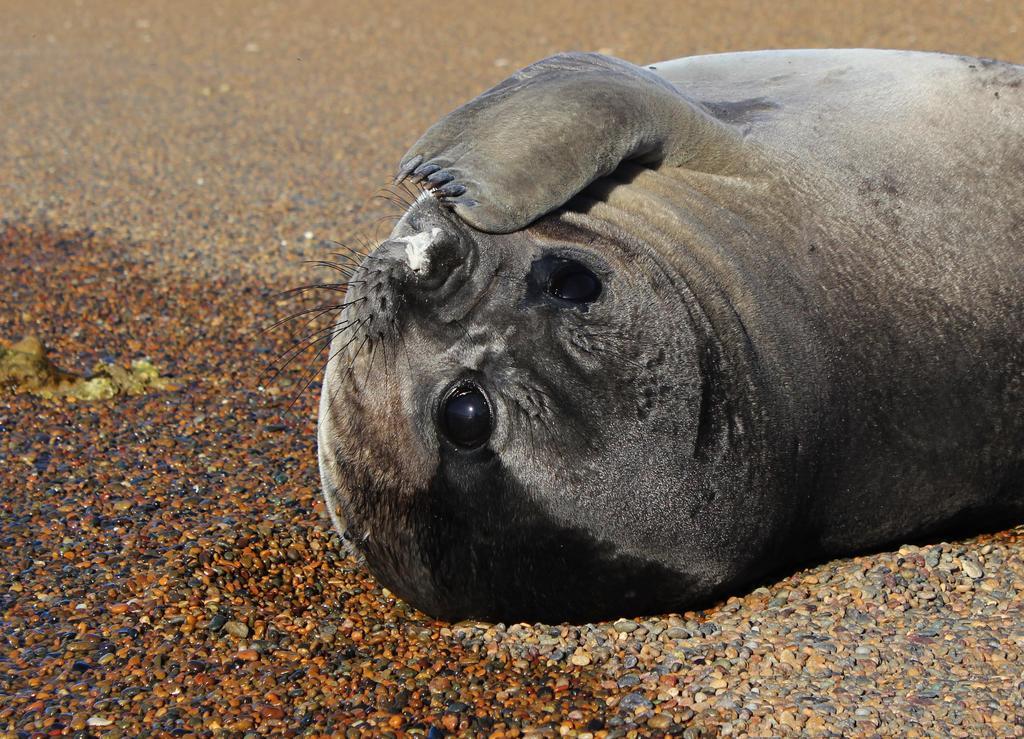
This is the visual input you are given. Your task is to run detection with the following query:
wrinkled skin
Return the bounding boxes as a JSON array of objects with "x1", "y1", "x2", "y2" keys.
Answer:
[{"x1": 318, "y1": 50, "x2": 1024, "y2": 623}]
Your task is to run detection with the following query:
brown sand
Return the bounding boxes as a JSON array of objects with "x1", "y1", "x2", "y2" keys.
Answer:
[{"x1": 2, "y1": 1, "x2": 1023, "y2": 736}]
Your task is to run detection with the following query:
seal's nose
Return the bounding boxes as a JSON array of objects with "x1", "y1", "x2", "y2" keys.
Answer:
[{"x1": 393, "y1": 223, "x2": 470, "y2": 295}]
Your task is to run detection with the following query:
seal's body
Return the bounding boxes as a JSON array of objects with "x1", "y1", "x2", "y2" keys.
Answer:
[{"x1": 318, "y1": 50, "x2": 1024, "y2": 623}]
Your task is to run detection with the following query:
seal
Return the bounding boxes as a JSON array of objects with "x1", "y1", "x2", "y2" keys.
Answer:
[{"x1": 318, "y1": 50, "x2": 1024, "y2": 623}]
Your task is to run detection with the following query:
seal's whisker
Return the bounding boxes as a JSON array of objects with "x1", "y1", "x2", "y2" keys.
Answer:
[
  {"x1": 378, "y1": 330, "x2": 391, "y2": 388},
  {"x1": 260, "y1": 314, "x2": 363, "y2": 387},
  {"x1": 395, "y1": 321, "x2": 415, "y2": 376},
  {"x1": 370, "y1": 214, "x2": 407, "y2": 233},
  {"x1": 302, "y1": 259, "x2": 362, "y2": 277},
  {"x1": 397, "y1": 179, "x2": 427, "y2": 202},
  {"x1": 280, "y1": 314, "x2": 372, "y2": 405},
  {"x1": 331, "y1": 236, "x2": 373, "y2": 254},
  {"x1": 382, "y1": 182, "x2": 418, "y2": 206},
  {"x1": 260, "y1": 300, "x2": 359, "y2": 335},
  {"x1": 320, "y1": 256, "x2": 360, "y2": 274},
  {"x1": 373, "y1": 192, "x2": 412, "y2": 211},
  {"x1": 354, "y1": 231, "x2": 381, "y2": 255},
  {"x1": 376, "y1": 185, "x2": 419, "y2": 211},
  {"x1": 374, "y1": 183, "x2": 419, "y2": 209},
  {"x1": 373, "y1": 187, "x2": 410, "y2": 204},
  {"x1": 279, "y1": 314, "x2": 363, "y2": 355},
  {"x1": 262, "y1": 328, "x2": 348, "y2": 391},
  {"x1": 276, "y1": 283, "x2": 362, "y2": 298},
  {"x1": 362, "y1": 339, "x2": 379, "y2": 388},
  {"x1": 342, "y1": 334, "x2": 371, "y2": 381},
  {"x1": 284, "y1": 317, "x2": 370, "y2": 412},
  {"x1": 329, "y1": 240, "x2": 376, "y2": 265}
]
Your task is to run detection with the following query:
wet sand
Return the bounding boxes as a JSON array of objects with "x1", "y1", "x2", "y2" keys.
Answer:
[{"x1": 2, "y1": 1, "x2": 1023, "y2": 735}]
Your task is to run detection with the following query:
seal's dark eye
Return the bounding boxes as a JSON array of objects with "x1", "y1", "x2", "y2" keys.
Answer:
[
  {"x1": 441, "y1": 385, "x2": 492, "y2": 448},
  {"x1": 548, "y1": 264, "x2": 601, "y2": 302}
]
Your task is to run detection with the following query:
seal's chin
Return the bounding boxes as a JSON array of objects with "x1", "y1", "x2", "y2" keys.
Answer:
[{"x1": 326, "y1": 441, "x2": 700, "y2": 623}]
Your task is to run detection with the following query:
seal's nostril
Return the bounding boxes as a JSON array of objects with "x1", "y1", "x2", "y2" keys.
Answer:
[
  {"x1": 401, "y1": 227, "x2": 440, "y2": 275},
  {"x1": 394, "y1": 224, "x2": 470, "y2": 294}
]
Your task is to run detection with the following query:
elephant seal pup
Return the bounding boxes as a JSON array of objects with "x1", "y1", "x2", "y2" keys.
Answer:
[{"x1": 318, "y1": 50, "x2": 1024, "y2": 623}]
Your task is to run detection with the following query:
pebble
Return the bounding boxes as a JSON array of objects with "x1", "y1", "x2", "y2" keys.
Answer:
[
  {"x1": 648, "y1": 713, "x2": 673, "y2": 730},
  {"x1": 618, "y1": 692, "x2": 654, "y2": 712},
  {"x1": 959, "y1": 558, "x2": 985, "y2": 579},
  {"x1": 224, "y1": 620, "x2": 249, "y2": 638},
  {"x1": 570, "y1": 649, "x2": 592, "y2": 666}
]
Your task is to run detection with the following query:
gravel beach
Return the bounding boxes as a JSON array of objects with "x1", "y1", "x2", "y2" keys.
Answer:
[{"x1": 2, "y1": 2, "x2": 1023, "y2": 735}]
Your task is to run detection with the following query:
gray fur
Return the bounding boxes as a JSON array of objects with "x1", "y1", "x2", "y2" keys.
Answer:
[{"x1": 320, "y1": 50, "x2": 1024, "y2": 622}]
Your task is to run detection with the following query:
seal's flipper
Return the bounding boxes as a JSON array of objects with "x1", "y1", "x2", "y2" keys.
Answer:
[{"x1": 395, "y1": 53, "x2": 746, "y2": 233}]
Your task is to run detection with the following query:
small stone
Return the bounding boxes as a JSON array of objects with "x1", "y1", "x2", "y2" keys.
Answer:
[
  {"x1": 428, "y1": 676, "x2": 450, "y2": 693},
  {"x1": 618, "y1": 692, "x2": 654, "y2": 712},
  {"x1": 224, "y1": 620, "x2": 249, "y2": 638},
  {"x1": 613, "y1": 619, "x2": 638, "y2": 633},
  {"x1": 647, "y1": 713, "x2": 673, "y2": 730},
  {"x1": 260, "y1": 705, "x2": 285, "y2": 719},
  {"x1": 570, "y1": 649, "x2": 592, "y2": 666},
  {"x1": 87, "y1": 716, "x2": 113, "y2": 727},
  {"x1": 699, "y1": 622, "x2": 720, "y2": 637},
  {"x1": 779, "y1": 710, "x2": 803, "y2": 730},
  {"x1": 959, "y1": 559, "x2": 984, "y2": 579},
  {"x1": 617, "y1": 674, "x2": 640, "y2": 689},
  {"x1": 805, "y1": 716, "x2": 828, "y2": 733}
]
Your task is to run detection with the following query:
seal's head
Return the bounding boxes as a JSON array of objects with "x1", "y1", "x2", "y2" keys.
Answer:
[{"x1": 317, "y1": 193, "x2": 764, "y2": 623}]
